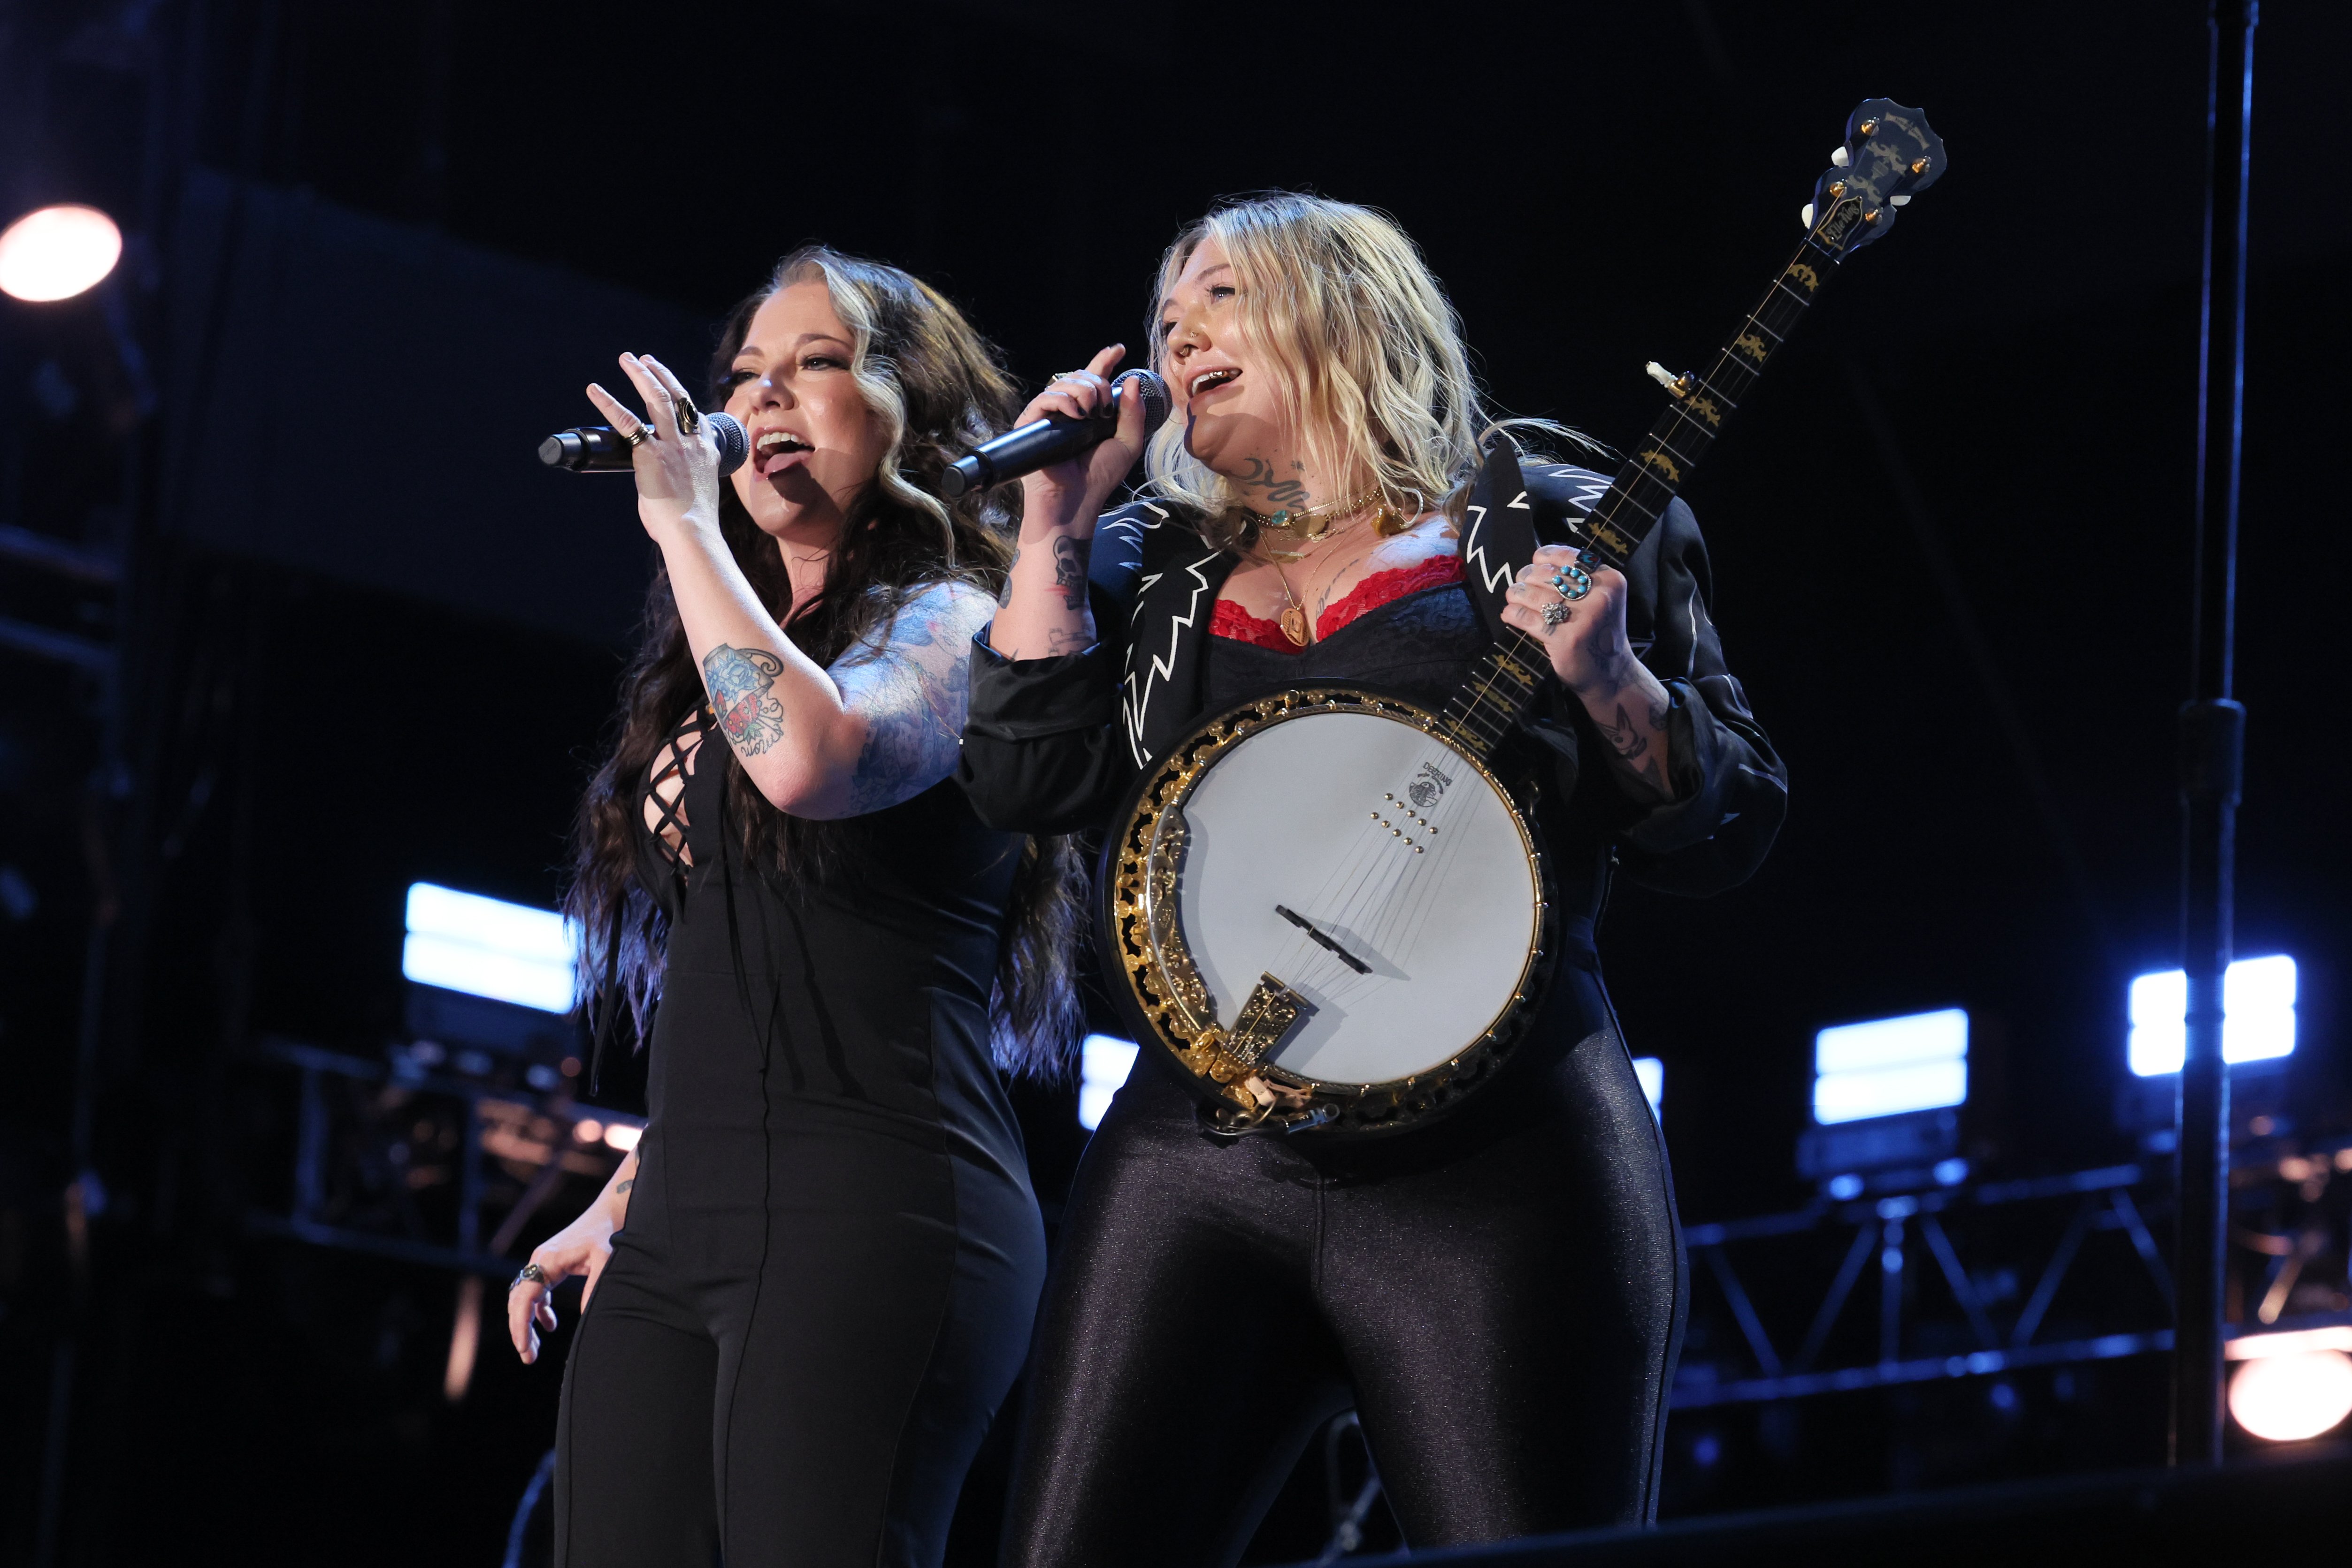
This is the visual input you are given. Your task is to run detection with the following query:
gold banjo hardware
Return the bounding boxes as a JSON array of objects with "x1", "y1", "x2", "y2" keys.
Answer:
[{"x1": 1106, "y1": 686, "x2": 1556, "y2": 1136}]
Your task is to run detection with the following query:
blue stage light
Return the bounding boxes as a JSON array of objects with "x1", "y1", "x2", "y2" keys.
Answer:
[
  {"x1": 402, "y1": 882, "x2": 576, "y2": 1013},
  {"x1": 1632, "y1": 1056, "x2": 1664, "y2": 1117},
  {"x1": 1078, "y1": 1033, "x2": 1139, "y2": 1130},
  {"x1": 2127, "y1": 955, "x2": 2296, "y2": 1077},
  {"x1": 1811, "y1": 1009, "x2": 1969, "y2": 1125}
]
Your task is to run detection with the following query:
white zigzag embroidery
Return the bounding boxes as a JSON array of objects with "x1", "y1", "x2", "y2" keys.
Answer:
[
  {"x1": 1459, "y1": 503, "x2": 1516, "y2": 597},
  {"x1": 1115, "y1": 505, "x2": 1219, "y2": 766}
]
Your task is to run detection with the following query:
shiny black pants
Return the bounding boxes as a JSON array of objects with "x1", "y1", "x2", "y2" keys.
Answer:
[{"x1": 1002, "y1": 978, "x2": 1684, "y2": 1565}]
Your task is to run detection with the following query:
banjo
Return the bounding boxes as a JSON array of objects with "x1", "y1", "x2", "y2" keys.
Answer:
[{"x1": 1102, "y1": 100, "x2": 1948, "y2": 1137}]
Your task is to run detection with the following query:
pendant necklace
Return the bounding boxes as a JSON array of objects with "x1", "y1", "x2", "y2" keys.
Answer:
[{"x1": 1272, "y1": 558, "x2": 1312, "y2": 647}]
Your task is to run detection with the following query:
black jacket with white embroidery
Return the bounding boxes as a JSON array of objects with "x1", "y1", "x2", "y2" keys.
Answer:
[{"x1": 956, "y1": 463, "x2": 1786, "y2": 903}]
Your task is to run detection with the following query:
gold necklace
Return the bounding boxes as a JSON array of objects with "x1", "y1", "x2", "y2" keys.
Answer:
[
  {"x1": 1270, "y1": 557, "x2": 1313, "y2": 647},
  {"x1": 1249, "y1": 484, "x2": 1394, "y2": 555}
]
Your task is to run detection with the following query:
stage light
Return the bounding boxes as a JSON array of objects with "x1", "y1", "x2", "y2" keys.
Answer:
[
  {"x1": 0, "y1": 205, "x2": 123, "y2": 302},
  {"x1": 1811, "y1": 1009, "x2": 1968, "y2": 1125},
  {"x1": 402, "y1": 882, "x2": 577, "y2": 1013},
  {"x1": 602, "y1": 1123, "x2": 641, "y2": 1152},
  {"x1": 1078, "y1": 1033, "x2": 1139, "y2": 1130},
  {"x1": 1632, "y1": 1057, "x2": 1664, "y2": 1117},
  {"x1": 2226, "y1": 1330, "x2": 2352, "y2": 1441},
  {"x1": 2127, "y1": 954, "x2": 2295, "y2": 1077}
]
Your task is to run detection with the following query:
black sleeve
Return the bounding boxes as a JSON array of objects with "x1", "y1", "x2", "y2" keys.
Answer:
[
  {"x1": 954, "y1": 508, "x2": 1148, "y2": 836},
  {"x1": 1609, "y1": 496, "x2": 1788, "y2": 895},
  {"x1": 957, "y1": 635, "x2": 1130, "y2": 835}
]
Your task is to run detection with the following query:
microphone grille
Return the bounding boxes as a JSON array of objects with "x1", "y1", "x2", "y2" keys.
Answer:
[
  {"x1": 706, "y1": 412, "x2": 749, "y2": 476},
  {"x1": 1117, "y1": 369, "x2": 1172, "y2": 433}
]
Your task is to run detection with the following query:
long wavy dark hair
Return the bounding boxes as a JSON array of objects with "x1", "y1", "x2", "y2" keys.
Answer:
[{"x1": 565, "y1": 246, "x2": 1085, "y2": 1079}]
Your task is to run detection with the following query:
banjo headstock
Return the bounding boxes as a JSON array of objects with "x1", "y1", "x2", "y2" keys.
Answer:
[{"x1": 1804, "y1": 98, "x2": 1948, "y2": 254}]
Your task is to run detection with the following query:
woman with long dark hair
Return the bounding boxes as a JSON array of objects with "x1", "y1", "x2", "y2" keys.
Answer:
[
  {"x1": 504, "y1": 247, "x2": 1080, "y2": 1567},
  {"x1": 961, "y1": 195, "x2": 1788, "y2": 1560}
]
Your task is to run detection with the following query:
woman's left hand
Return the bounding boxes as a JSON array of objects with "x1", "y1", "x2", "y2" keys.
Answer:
[
  {"x1": 585, "y1": 352, "x2": 723, "y2": 542},
  {"x1": 1502, "y1": 544, "x2": 1640, "y2": 695}
]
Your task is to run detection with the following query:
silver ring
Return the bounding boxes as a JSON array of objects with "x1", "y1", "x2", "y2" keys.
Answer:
[
  {"x1": 673, "y1": 391, "x2": 702, "y2": 436},
  {"x1": 510, "y1": 1262, "x2": 548, "y2": 1292},
  {"x1": 1549, "y1": 561, "x2": 1594, "y2": 602},
  {"x1": 1540, "y1": 599, "x2": 1572, "y2": 629}
]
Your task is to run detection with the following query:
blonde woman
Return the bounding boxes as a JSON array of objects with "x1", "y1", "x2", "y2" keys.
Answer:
[
  {"x1": 961, "y1": 195, "x2": 1787, "y2": 1558},
  {"x1": 513, "y1": 248, "x2": 1080, "y2": 1567}
]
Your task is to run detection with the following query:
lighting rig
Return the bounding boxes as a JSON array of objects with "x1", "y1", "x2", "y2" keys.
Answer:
[{"x1": 245, "y1": 883, "x2": 634, "y2": 1401}]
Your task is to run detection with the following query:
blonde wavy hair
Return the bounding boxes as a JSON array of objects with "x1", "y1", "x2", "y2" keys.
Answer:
[{"x1": 1143, "y1": 193, "x2": 1494, "y2": 535}]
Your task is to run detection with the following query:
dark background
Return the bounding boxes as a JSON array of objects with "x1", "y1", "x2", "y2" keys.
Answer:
[{"x1": 1, "y1": 0, "x2": 2348, "y2": 1563}]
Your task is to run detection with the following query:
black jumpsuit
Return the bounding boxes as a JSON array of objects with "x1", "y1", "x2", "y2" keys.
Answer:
[
  {"x1": 554, "y1": 714, "x2": 1048, "y2": 1567},
  {"x1": 957, "y1": 465, "x2": 1787, "y2": 1561}
]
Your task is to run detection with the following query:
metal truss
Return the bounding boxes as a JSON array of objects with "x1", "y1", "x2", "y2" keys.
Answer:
[
  {"x1": 1674, "y1": 1150, "x2": 2352, "y2": 1408},
  {"x1": 243, "y1": 1035, "x2": 632, "y2": 1282}
]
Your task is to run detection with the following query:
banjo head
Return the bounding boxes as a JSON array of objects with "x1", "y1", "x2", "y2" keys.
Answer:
[{"x1": 1103, "y1": 686, "x2": 1555, "y2": 1137}]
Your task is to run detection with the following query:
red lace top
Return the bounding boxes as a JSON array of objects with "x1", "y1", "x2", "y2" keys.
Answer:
[{"x1": 1210, "y1": 555, "x2": 1465, "y2": 653}]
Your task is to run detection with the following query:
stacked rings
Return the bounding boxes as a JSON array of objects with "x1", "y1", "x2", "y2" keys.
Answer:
[{"x1": 621, "y1": 422, "x2": 651, "y2": 447}]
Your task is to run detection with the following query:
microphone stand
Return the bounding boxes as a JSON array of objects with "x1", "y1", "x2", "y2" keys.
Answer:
[{"x1": 2172, "y1": 0, "x2": 2257, "y2": 1467}]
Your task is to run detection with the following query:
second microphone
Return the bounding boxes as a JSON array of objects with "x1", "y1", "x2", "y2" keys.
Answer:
[{"x1": 940, "y1": 369, "x2": 1170, "y2": 498}]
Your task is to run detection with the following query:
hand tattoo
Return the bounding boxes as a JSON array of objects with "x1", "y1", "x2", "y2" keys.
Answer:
[
  {"x1": 703, "y1": 643, "x2": 787, "y2": 755},
  {"x1": 1051, "y1": 535, "x2": 1091, "y2": 612}
]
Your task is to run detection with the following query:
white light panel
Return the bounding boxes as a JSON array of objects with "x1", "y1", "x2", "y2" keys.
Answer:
[
  {"x1": 1811, "y1": 1009, "x2": 1968, "y2": 1125},
  {"x1": 402, "y1": 881, "x2": 577, "y2": 1014},
  {"x1": 1078, "y1": 1033, "x2": 1140, "y2": 1131},
  {"x1": 1632, "y1": 1057, "x2": 1664, "y2": 1117},
  {"x1": 2128, "y1": 955, "x2": 2296, "y2": 1077},
  {"x1": 0, "y1": 204, "x2": 123, "y2": 302}
]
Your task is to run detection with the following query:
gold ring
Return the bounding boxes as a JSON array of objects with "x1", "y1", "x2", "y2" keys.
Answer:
[{"x1": 621, "y1": 422, "x2": 651, "y2": 447}]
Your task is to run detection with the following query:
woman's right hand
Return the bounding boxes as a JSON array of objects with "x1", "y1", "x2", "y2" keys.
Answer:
[
  {"x1": 507, "y1": 1206, "x2": 618, "y2": 1366},
  {"x1": 1016, "y1": 343, "x2": 1155, "y2": 535}
]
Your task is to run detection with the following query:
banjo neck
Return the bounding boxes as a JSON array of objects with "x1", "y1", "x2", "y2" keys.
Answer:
[{"x1": 1439, "y1": 100, "x2": 1946, "y2": 766}]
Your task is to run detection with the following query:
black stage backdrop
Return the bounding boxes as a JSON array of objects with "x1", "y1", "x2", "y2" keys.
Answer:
[{"x1": 0, "y1": 1, "x2": 2348, "y2": 1563}]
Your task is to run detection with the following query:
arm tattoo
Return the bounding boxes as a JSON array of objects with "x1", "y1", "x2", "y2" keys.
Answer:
[
  {"x1": 1050, "y1": 535, "x2": 1091, "y2": 612},
  {"x1": 834, "y1": 582, "x2": 993, "y2": 815},
  {"x1": 613, "y1": 1178, "x2": 634, "y2": 1195},
  {"x1": 703, "y1": 643, "x2": 787, "y2": 755},
  {"x1": 1597, "y1": 695, "x2": 1672, "y2": 797}
]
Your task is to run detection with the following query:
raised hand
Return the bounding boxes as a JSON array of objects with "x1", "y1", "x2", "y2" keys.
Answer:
[
  {"x1": 584, "y1": 352, "x2": 725, "y2": 542},
  {"x1": 1015, "y1": 344, "x2": 1154, "y2": 536}
]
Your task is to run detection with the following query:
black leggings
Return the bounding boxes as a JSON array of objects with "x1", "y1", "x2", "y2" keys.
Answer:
[
  {"x1": 1002, "y1": 978, "x2": 1684, "y2": 1565},
  {"x1": 555, "y1": 1122, "x2": 1044, "y2": 1567}
]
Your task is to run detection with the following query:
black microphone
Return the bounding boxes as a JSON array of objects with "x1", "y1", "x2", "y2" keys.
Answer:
[
  {"x1": 540, "y1": 412, "x2": 749, "y2": 475},
  {"x1": 940, "y1": 369, "x2": 1169, "y2": 498}
]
